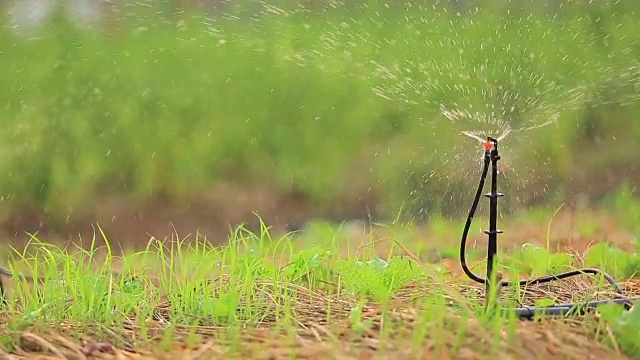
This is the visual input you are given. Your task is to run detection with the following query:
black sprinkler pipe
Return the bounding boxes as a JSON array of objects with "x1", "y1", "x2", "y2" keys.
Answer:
[{"x1": 459, "y1": 136, "x2": 640, "y2": 320}]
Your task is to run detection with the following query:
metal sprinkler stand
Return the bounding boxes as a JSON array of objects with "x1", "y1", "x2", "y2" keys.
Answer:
[{"x1": 459, "y1": 136, "x2": 640, "y2": 320}]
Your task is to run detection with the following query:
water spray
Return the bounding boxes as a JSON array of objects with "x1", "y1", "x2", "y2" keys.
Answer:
[{"x1": 459, "y1": 135, "x2": 640, "y2": 319}]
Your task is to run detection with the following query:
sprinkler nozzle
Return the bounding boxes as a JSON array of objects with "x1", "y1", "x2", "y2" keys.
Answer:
[{"x1": 483, "y1": 140, "x2": 493, "y2": 151}]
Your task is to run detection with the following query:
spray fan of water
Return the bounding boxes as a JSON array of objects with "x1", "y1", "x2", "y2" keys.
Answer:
[
  {"x1": 239, "y1": 1, "x2": 639, "y2": 216},
  {"x1": 10, "y1": 1, "x2": 635, "y2": 219}
]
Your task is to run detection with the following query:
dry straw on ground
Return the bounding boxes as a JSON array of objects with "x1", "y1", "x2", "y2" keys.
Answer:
[{"x1": 1, "y1": 277, "x2": 638, "y2": 360}]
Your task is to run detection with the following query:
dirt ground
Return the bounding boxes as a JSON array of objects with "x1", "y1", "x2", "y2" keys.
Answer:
[
  {"x1": 0, "y1": 179, "x2": 636, "y2": 255},
  {"x1": 0, "y1": 183, "x2": 359, "y2": 251}
]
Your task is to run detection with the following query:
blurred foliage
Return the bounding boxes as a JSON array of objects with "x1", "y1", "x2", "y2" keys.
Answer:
[
  {"x1": 0, "y1": 1, "x2": 638, "y2": 224},
  {"x1": 585, "y1": 242, "x2": 640, "y2": 280}
]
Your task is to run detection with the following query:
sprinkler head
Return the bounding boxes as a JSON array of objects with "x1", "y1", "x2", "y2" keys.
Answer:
[{"x1": 483, "y1": 140, "x2": 493, "y2": 151}]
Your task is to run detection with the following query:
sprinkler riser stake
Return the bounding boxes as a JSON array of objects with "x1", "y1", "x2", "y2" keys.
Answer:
[{"x1": 458, "y1": 135, "x2": 640, "y2": 320}]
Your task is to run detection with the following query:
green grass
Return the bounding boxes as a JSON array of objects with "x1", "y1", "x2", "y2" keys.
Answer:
[
  {"x1": 0, "y1": 226, "x2": 472, "y2": 357},
  {"x1": 0, "y1": 3, "x2": 639, "y2": 223},
  {"x1": 1, "y1": 214, "x2": 640, "y2": 358}
]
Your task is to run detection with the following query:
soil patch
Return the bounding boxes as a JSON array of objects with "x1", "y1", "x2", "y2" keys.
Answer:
[{"x1": 0, "y1": 183, "x2": 373, "y2": 251}]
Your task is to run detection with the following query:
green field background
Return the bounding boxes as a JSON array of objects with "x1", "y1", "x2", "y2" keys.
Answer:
[{"x1": 0, "y1": 1, "x2": 638, "y2": 226}]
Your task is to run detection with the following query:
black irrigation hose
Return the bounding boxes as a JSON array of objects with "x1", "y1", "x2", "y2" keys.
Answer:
[
  {"x1": 459, "y1": 149, "x2": 492, "y2": 285},
  {"x1": 459, "y1": 138, "x2": 640, "y2": 320}
]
